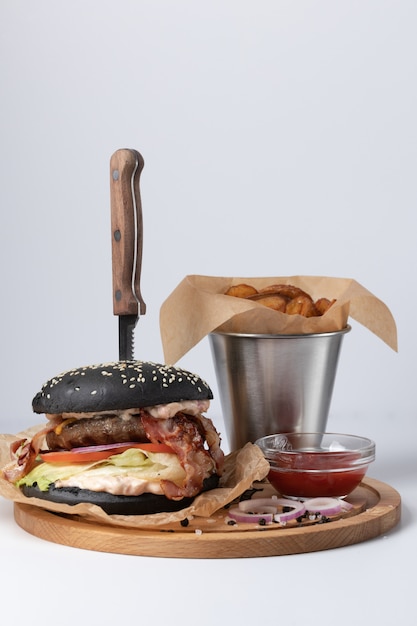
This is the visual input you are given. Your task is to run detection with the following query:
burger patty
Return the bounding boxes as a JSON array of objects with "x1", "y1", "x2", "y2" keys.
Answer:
[{"x1": 46, "y1": 413, "x2": 150, "y2": 450}]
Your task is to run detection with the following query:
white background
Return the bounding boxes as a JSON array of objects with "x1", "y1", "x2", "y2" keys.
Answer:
[{"x1": 0, "y1": 2, "x2": 415, "y2": 625}]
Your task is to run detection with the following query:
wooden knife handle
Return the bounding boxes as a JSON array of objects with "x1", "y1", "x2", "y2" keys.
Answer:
[{"x1": 110, "y1": 149, "x2": 146, "y2": 316}]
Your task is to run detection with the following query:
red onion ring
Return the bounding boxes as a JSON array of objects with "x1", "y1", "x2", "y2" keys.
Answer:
[
  {"x1": 340, "y1": 500, "x2": 354, "y2": 512},
  {"x1": 271, "y1": 499, "x2": 306, "y2": 524},
  {"x1": 303, "y1": 497, "x2": 343, "y2": 517},
  {"x1": 229, "y1": 497, "x2": 306, "y2": 525},
  {"x1": 227, "y1": 506, "x2": 276, "y2": 525},
  {"x1": 68, "y1": 443, "x2": 141, "y2": 453},
  {"x1": 238, "y1": 497, "x2": 283, "y2": 511},
  {"x1": 227, "y1": 496, "x2": 350, "y2": 525}
]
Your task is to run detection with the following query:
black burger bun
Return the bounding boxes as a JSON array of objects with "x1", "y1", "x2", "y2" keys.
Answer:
[
  {"x1": 32, "y1": 360, "x2": 214, "y2": 415},
  {"x1": 21, "y1": 473, "x2": 220, "y2": 516}
]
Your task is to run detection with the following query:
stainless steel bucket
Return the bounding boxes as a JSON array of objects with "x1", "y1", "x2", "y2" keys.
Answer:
[{"x1": 209, "y1": 326, "x2": 350, "y2": 451}]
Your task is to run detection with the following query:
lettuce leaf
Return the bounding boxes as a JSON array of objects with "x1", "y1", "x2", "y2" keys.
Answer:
[{"x1": 17, "y1": 449, "x2": 186, "y2": 492}]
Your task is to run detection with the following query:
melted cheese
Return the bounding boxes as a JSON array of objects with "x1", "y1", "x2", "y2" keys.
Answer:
[{"x1": 54, "y1": 417, "x2": 77, "y2": 435}]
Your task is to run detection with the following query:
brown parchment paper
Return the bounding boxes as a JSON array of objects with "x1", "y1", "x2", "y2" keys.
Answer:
[
  {"x1": 0, "y1": 428, "x2": 270, "y2": 530},
  {"x1": 160, "y1": 275, "x2": 398, "y2": 364}
]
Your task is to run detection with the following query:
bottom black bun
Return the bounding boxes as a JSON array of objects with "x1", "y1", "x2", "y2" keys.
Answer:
[{"x1": 21, "y1": 473, "x2": 220, "y2": 516}]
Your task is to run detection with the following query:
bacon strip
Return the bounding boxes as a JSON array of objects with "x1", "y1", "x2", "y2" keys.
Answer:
[
  {"x1": 2, "y1": 418, "x2": 61, "y2": 482},
  {"x1": 140, "y1": 412, "x2": 223, "y2": 500},
  {"x1": 194, "y1": 414, "x2": 224, "y2": 475}
]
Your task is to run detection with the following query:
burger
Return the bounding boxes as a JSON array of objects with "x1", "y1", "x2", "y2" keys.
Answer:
[{"x1": 3, "y1": 360, "x2": 225, "y2": 515}]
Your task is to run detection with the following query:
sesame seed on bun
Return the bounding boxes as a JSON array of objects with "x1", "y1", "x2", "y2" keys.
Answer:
[{"x1": 32, "y1": 360, "x2": 213, "y2": 415}]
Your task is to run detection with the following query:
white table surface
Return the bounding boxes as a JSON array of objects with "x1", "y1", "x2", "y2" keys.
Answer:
[
  {"x1": 1, "y1": 409, "x2": 415, "y2": 626},
  {"x1": 1, "y1": 3, "x2": 416, "y2": 624}
]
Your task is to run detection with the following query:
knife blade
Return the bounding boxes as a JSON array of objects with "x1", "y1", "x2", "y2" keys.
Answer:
[{"x1": 110, "y1": 148, "x2": 146, "y2": 360}]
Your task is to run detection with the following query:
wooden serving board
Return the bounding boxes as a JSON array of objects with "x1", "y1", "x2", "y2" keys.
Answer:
[{"x1": 13, "y1": 477, "x2": 401, "y2": 559}]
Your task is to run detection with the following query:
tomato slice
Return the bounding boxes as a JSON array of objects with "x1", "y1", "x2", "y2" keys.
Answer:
[{"x1": 39, "y1": 442, "x2": 175, "y2": 464}]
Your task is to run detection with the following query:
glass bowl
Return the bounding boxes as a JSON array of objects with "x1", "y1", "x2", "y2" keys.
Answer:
[{"x1": 255, "y1": 432, "x2": 375, "y2": 499}]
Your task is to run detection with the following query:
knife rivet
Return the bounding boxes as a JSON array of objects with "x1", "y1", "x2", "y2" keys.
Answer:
[
  {"x1": 114, "y1": 229, "x2": 121, "y2": 242},
  {"x1": 112, "y1": 169, "x2": 119, "y2": 181},
  {"x1": 115, "y1": 290, "x2": 122, "y2": 301}
]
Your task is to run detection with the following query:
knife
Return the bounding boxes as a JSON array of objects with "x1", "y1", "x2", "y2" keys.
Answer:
[{"x1": 110, "y1": 148, "x2": 146, "y2": 360}]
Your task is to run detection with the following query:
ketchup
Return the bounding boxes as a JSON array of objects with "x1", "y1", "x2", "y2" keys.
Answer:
[{"x1": 268, "y1": 450, "x2": 367, "y2": 498}]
